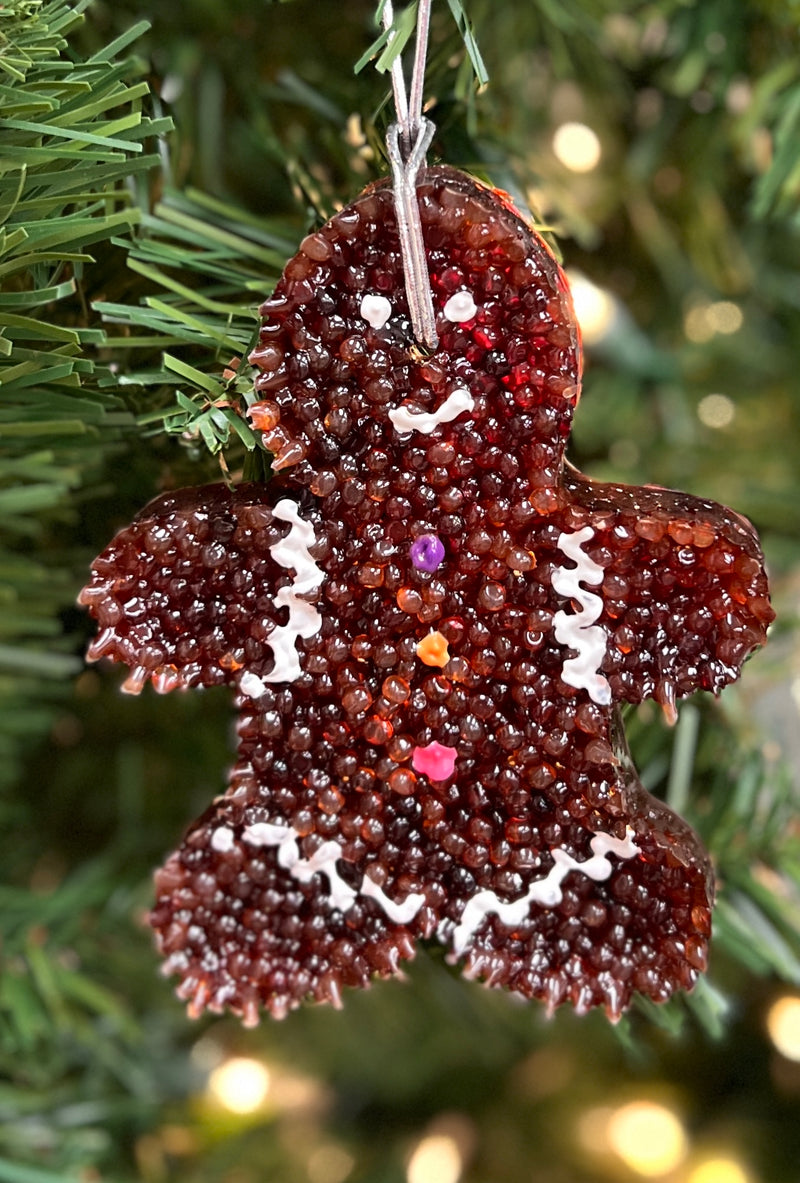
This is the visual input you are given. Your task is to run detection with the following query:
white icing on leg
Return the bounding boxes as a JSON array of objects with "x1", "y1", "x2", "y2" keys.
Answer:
[
  {"x1": 289, "y1": 840, "x2": 359, "y2": 913},
  {"x1": 449, "y1": 828, "x2": 640, "y2": 957},
  {"x1": 443, "y1": 290, "x2": 477, "y2": 323},
  {"x1": 360, "y1": 294, "x2": 392, "y2": 329},
  {"x1": 259, "y1": 499, "x2": 325, "y2": 683},
  {"x1": 362, "y1": 875, "x2": 426, "y2": 924},
  {"x1": 551, "y1": 526, "x2": 612, "y2": 705},
  {"x1": 388, "y1": 388, "x2": 474, "y2": 435},
  {"x1": 239, "y1": 818, "x2": 424, "y2": 925}
]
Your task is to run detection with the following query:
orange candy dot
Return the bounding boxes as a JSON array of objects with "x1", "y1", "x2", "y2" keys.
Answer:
[{"x1": 416, "y1": 631, "x2": 450, "y2": 667}]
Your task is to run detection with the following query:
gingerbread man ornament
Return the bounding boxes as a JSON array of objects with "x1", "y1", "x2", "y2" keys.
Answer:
[{"x1": 80, "y1": 167, "x2": 773, "y2": 1023}]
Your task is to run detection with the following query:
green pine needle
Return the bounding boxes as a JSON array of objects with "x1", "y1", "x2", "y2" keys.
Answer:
[{"x1": 0, "y1": 0, "x2": 170, "y2": 816}]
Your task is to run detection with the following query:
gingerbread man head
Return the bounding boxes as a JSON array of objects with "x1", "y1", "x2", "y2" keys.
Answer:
[
  {"x1": 80, "y1": 166, "x2": 773, "y2": 1024},
  {"x1": 250, "y1": 167, "x2": 581, "y2": 500}
]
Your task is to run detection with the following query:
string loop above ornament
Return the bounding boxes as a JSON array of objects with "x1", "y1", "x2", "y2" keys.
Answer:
[{"x1": 382, "y1": 0, "x2": 438, "y2": 350}]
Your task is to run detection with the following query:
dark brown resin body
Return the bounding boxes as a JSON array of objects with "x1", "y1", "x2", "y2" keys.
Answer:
[{"x1": 80, "y1": 167, "x2": 773, "y2": 1023}]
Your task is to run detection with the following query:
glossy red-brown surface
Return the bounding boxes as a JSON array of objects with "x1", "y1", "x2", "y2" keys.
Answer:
[{"x1": 80, "y1": 167, "x2": 773, "y2": 1023}]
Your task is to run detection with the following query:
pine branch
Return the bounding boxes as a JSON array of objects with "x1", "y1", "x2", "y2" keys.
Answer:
[
  {"x1": 92, "y1": 187, "x2": 298, "y2": 459},
  {"x1": 356, "y1": 1, "x2": 486, "y2": 86},
  {"x1": 0, "y1": 0, "x2": 170, "y2": 692}
]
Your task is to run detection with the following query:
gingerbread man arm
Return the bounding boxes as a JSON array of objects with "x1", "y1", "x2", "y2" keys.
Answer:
[
  {"x1": 78, "y1": 483, "x2": 328, "y2": 696},
  {"x1": 562, "y1": 469, "x2": 774, "y2": 714}
]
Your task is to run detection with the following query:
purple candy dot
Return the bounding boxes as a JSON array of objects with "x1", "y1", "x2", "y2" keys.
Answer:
[{"x1": 410, "y1": 534, "x2": 445, "y2": 572}]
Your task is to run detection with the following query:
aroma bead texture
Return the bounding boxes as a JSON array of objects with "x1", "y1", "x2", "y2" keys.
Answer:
[{"x1": 80, "y1": 166, "x2": 773, "y2": 1024}]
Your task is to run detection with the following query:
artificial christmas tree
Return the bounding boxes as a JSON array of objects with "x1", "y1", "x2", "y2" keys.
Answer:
[{"x1": 2, "y1": 2, "x2": 798, "y2": 1180}]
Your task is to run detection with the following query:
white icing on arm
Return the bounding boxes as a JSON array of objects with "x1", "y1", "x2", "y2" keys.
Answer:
[
  {"x1": 243, "y1": 821, "x2": 297, "y2": 853},
  {"x1": 551, "y1": 525, "x2": 612, "y2": 705},
  {"x1": 260, "y1": 499, "x2": 326, "y2": 684},
  {"x1": 289, "y1": 840, "x2": 359, "y2": 913},
  {"x1": 263, "y1": 591, "x2": 320, "y2": 683},
  {"x1": 242, "y1": 822, "x2": 355, "y2": 910},
  {"x1": 269, "y1": 500, "x2": 324, "y2": 595},
  {"x1": 388, "y1": 388, "x2": 474, "y2": 435}
]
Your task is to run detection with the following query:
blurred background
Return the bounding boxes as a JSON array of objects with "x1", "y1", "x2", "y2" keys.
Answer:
[{"x1": 2, "y1": 1, "x2": 800, "y2": 1181}]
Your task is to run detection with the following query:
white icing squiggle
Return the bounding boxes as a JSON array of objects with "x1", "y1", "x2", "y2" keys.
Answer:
[
  {"x1": 250, "y1": 499, "x2": 325, "y2": 685},
  {"x1": 551, "y1": 526, "x2": 612, "y2": 705},
  {"x1": 269, "y1": 500, "x2": 324, "y2": 595},
  {"x1": 361, "y1": 877, "x2": 425, "y2": 925},
  {"x1": 449, "y1": 829, "x2": 640, "y2": 957},
  {"x1": 388, "y1": 388, "x2": 474, "y2": 436},
  {"x1": 240, "y1": 819, "x2": 425, "y2": 924}
]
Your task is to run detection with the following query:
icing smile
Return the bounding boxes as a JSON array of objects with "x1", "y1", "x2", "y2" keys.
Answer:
[{"x1": 388, "y1": 386, "x2": 474, "y2": 435}]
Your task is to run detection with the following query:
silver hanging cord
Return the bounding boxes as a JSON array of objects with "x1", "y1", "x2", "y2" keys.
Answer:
[
  {"x1": 381, "y1": 0, "x2": 438, "y2": 351},
  {"x1": 382, "y1": 0, "x2": 411, "y2": 155},
  {"x1": 386, "y1": 117, "x2": 437, "y2": 351},
  {"x1": 407, "y1": 0, "x2": 432, "y2": 144}
]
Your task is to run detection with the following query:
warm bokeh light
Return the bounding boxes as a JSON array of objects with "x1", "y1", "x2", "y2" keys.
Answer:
[
  {"x1": 577, "y1": 1105, "x2": 615, "y2": 1153},
  {"x1": 307, "y1": 1143, "x2": 356, "y2": 1183},
  {"x1": 159, "y1": 1126, "x2": 196, "y2": 1156},
  {"x1": 207, "y1": 1056, "x2": 271, "y2": 1114},
  {"x1": 684, "y1": 300, "x2": 743, "y2": 343},
  {"x1": 688, "y1": 1156, "x2": 752, "y2": 1183},
  {"x1": 190, "y1": 1035, "x2": 224, "y2": 1071},
  {"x1": 766, "y1": 995, "x2": 800, "y2": 1061},
  {"x1": 567, "y1": 271, "x2": 616, "y2": 344},
  {"x1": 684, "y1": 305, "x2": 715, "y2": 343},
  {"x1": 726, "y1": 79, "x2": 753, "y2": 114},
  {"x1": 606, "y1": 1101, "x2": 688, "y2": 1176},
  {"x1": 552, "y1": 121, "x2": 602, "y2": 172},
  {"x1": 407, "y1": 1134, "x2": 463, "y2": 1183},
  {"x1": 707, "y1": 301, "x2": 743, "y2": 334},
  {"x1": 697, "y1": 393, "x2": 735, "y2": 429}
]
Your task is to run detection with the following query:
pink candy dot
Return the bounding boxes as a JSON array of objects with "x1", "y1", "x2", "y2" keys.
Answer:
[{"x1": 412, "y1": 740, "x2": 458, "y2": 782}]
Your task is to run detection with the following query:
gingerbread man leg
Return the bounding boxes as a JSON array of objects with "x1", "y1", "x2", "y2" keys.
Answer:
[
  {"x1": 150, "y1": 780, "x2": 436, "y2": 1024},
  {"x1": 434, "y1": 723, "x2": 713, "y2": 1019}
]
